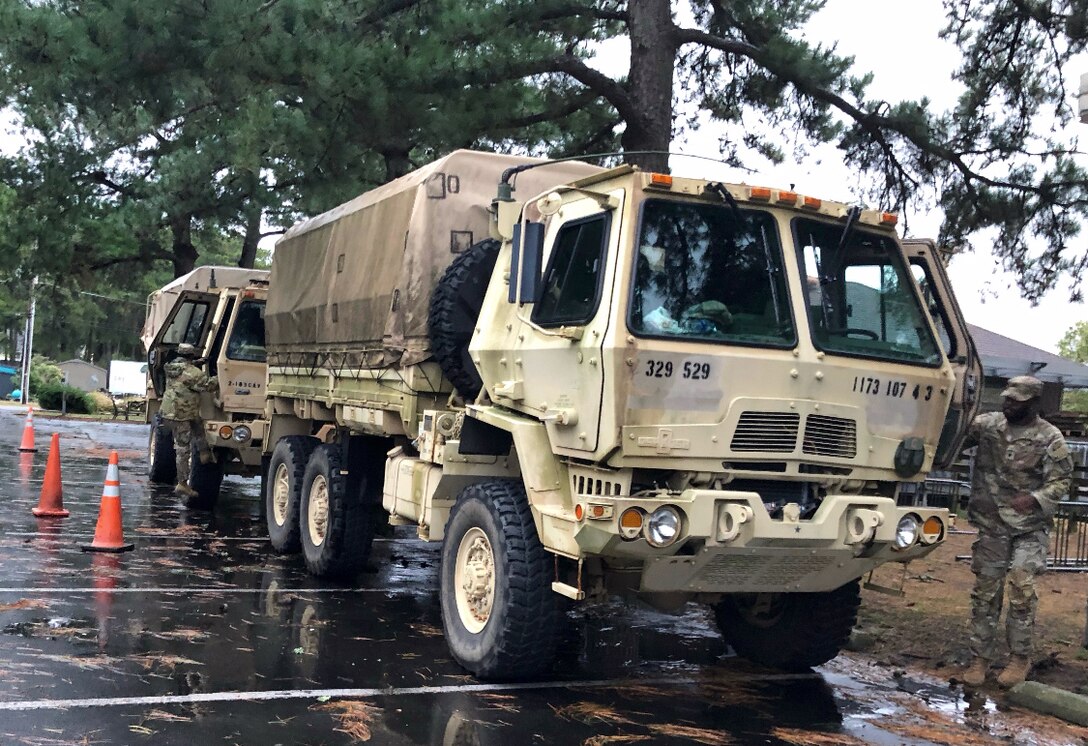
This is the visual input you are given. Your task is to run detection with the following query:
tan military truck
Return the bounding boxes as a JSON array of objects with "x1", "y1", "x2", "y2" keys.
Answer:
[
  {"x1": 261, "y1": 149, "x2": 981, "y2": 680},
  {"x1": 143, "y1": 266, "x2": 271, "y2": 508}
]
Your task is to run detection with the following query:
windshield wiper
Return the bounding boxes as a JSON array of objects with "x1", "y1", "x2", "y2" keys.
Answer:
[
  {"x1": 704, "y1": 182, "x2": 744, "y2": 224},
  {"x1": 838, "y1": 205, "x2": 862, "y2": 251}
]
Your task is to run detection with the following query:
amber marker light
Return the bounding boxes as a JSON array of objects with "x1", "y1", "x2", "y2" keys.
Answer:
[
  {"x1": 920, "y1": 515, "x2": 944, "y2": 544},
  {"x1": 618, "y1": 507, "x2": 644, "y2": 540},
  {"x1": 777, "y1": 190, "x2": 798, "y2": 205},
  {"x1": 649, "y1": 173, "x2": 673, "y2": 188},
  {"x1": 802, "y1": 196, "x2": 822, "y2": 210},
  {"x1": 749, "y1": 186, "x2": 772, "y2": 201},
  {"x1": 574, "y1": 504, "x2": 584, "y2": 521},
  {"x1": 218, "y1": 425, "x2": 234, "y2": 440},
  {"x1": 881, "y1": 212, "x2": 899, "y2": 226}
]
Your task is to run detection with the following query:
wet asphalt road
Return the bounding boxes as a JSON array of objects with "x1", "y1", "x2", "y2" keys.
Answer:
[{"x1": 0, "y1": 409, "x2": 1081, "y2": 746}]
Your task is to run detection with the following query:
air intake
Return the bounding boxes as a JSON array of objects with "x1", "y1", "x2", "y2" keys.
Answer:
[
  {"x1": 802, "y1": 415, "x2": 857, "y2": 458},
  {"x1": 730, "y1": 412, "x2": 800, "y2": 452}
]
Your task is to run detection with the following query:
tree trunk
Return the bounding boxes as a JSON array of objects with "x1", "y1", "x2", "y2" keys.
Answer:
[
  {"x1": 171, "y1": 217, "x2": 198, "y2": 278},
  {"x1": 383, "y1": 146, "x2": 413, "y2": 182},
  {"x1": 623, "y1": 0, "x2": 676, "y2": 173},
  {"x1": 237, "y1": 204, "x2": 261, "y2": 269}
]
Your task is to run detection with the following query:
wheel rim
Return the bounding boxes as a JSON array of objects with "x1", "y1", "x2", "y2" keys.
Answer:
[
  {"x1": 272, "y1": 463, "x2": 291, "y2": 527},
  {"x1": 307, "y1": 474, "x2": 330, "y2": 547},
  {"x1": 734, "y1": 593, "x2": 788, "y2": 628},
  {"x1": 453, "y1": 527, "x2": 495, "y2": 634}
]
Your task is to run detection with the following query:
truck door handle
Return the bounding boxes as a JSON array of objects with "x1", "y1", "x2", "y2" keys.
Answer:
[{"x1": 542, "y1": 408, "x2": 578, "y2": 426}]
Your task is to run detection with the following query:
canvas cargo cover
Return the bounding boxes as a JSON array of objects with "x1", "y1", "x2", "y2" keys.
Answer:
[
  {"x1": 141, "y1": 266, "x2": 270, "y2": 352},
  {"x1": 267, "y1": 149, "x2": 603, "y2": 367}
]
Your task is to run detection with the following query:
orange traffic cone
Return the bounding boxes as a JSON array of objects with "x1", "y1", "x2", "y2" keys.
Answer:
[
  {"x1": 18, "y1": 406, "x2": 36, "y2": 453},
  {"x1": 81, "y1": 451, "x2": 134, "y2": 553},
  {"x1": 32, "y1": 433, "x2": 69, "y2": 518}
]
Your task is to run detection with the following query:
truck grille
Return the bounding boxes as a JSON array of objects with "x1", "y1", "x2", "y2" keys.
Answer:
[
  {"x1": 802, "y1": 415, "x2": 857, "y2": 458},
  {"x1": 730, "y1": 412, "x2": 800, "y2": 452}
]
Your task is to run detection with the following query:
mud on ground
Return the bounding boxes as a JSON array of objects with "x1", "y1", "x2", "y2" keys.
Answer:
[{"x1": 854, "y1": 529, "x2": 1088, "y2": 694}]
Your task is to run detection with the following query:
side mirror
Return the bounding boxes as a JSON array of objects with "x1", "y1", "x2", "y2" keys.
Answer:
[{"x1": 509, "y1": 222, "x2": 544, "y2": 304}]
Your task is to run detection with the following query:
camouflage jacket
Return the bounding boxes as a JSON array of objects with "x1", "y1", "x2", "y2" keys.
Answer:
[
  {"x1": 963, "y1": 412, "x2": 1073, "y2": 534},
  {"x1": 160, "y1": 359, "x2": 218, "y2": 421}
]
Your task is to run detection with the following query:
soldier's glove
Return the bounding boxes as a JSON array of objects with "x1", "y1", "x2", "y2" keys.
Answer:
[{"x1": 1010, "y1": 492, "x2": 1038, "y2": 514}]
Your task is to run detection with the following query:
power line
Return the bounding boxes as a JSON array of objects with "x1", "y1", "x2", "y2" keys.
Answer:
[{"x1": 78, "y1": 291, "x2": 146, "y2": 306}]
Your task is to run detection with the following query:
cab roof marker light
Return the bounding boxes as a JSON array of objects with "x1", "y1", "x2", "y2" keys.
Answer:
[
  {"x1": 881, "y1": 212, "x2": 899, "y2": 226},
  {"x1": 648, "y1": 173, "x2": 673, "y2": 188},
  {"x1": 777, "y1": 191, "x2": 798, "y2": 205},
  {"x1": 749, "y1": 186, "x2": 772, "y2": 201},
  {"x1": 802, "y1": 196, "x2": 822, "y2": 210}
]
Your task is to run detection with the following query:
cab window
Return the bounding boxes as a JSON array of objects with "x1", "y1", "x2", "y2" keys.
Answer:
[
  {"x1": 161, "y1": 301, "x2": 210, "y2": 346},
  {"x1": 226, "y1": 301, "x2": 267, "y2": 362},
  {"x1": 628, "y1": 199, "x2": 794, "y2": 346},
  {"x1": 796, "y1": 218, "x2": 941, "y2": 366},
  {"x1": 531, "y1": 214, "x2": 609, "y2": 327}
]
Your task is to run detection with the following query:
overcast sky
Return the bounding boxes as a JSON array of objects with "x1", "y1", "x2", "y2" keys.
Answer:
[{"x1": 2, "y1": 0, "x2": 1084, "y2": 354}]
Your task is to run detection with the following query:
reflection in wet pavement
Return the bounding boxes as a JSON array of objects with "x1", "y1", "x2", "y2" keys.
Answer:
[{"x1": 0, "y1": 411, "x2": 1082, "y2": 745}]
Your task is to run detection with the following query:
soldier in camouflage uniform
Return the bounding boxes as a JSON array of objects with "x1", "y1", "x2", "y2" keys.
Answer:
[
  {"x1": 160, "y1": 343, "x2": 219, "y2": 499},
  {"x1": 957, "y1": 375, "x2": 1073, "y2": 688}
]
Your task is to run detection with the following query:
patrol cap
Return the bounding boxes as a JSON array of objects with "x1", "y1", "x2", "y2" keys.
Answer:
[
  {"x1": 1001, "y1": 375, "x2": 1043, "y2": 402},
  {"x1": 176, "y1": 343, "x2": 198, "y2": 358}
]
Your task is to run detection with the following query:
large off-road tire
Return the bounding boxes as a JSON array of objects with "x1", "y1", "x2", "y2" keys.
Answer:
[
  {"x1": 186, "y1": 449, "x2": 224, "y2": 510},
  {"x1": 299, "y1": 444, "x2": 375, "y2": 578},
  {"x1": 713, "y1": 580, "x2": 861, "y2": 671},
  {"x1": 148, "y1": 414, "x2": 177, "y2": 485},
  {"x1": 439, "y1": 480, "x2": 557, "y2": 680},
  {"x1": 266, "y1": 436, "x2": 318, "y2": 554},
  {"x1": 428, "y1": 239, "x2": 501, "y2": 400}
]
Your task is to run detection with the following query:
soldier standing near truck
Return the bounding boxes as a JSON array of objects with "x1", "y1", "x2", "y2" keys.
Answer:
[
  {"x1": 160, "y1": 343, "x2": 219, "y2": 499},
  {"x1": 958, "y1": 375, "x2": 1073, "y2": 688}
]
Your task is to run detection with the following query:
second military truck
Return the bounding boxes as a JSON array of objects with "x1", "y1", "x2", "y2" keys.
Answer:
[{"x1": 143, "y1": 266, "x2": 270, "y2": 508}]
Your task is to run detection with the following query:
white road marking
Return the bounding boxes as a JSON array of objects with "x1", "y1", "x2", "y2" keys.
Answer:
[
  {"x1": 0, "y1": 587, "x2": 393, "y2": 594},
  {"x1": 0, "y1": 674, "x2": 816, "y2": 711}
]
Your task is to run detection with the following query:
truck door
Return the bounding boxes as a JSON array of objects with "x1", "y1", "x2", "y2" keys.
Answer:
[
  {"x1": 901, "y1": 239, "x2": 983, "y2": 468},
  {"x1": 147, "y1": 291, "x2": 219, "y2": 397},
  {"x1": 217, "y1": 294, "x2": 267, "y2": 413},
  {"x1": 511, "y1": 191, "x2": 622, "y2": 453}
]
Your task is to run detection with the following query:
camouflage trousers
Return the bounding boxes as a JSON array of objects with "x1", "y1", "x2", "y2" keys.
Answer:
[
  {"x1": 969, "y1": 527, "x2": 1048, "y2": 660},
  {"x1": 164, "y1": 419, "x2": 211, "y2": 486}
]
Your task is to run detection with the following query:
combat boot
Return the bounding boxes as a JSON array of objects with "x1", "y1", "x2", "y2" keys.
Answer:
[
  {"x1": 174, "y1": 483, "x2": 200, "y2": 499},
  {"x1": 959, "y1": 658, "x2": 989, "y2": 687},
  {"x1": 997, "y1": 656, "x2": 1032, "y2": 688}
]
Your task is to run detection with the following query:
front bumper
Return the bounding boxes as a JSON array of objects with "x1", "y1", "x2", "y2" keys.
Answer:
[{"x1": 572, "y1": 490, "x2": 947, "y2": 594}]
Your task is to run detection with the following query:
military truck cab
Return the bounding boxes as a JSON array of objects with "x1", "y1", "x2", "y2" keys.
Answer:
[
  {"x1": 144, "y1": 268, "x2": 270, "y2": 508},
  {"x1": 459, "y1": 167, "x2": 982, "y2": 670}
]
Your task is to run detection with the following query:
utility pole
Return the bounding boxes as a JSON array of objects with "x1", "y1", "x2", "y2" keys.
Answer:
[{"x1": 19, "y1": 276, "x2": 37, "y2": 406}]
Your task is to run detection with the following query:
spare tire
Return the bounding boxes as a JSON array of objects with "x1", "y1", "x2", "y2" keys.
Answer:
[{"x1": 428, "y1": 239, "x2": 501, "y2": 399}]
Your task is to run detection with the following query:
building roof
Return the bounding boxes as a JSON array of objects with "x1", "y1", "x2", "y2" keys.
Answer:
[
  {"x1": 969, "y1": 324, "x2": 1088, "y2": 387},
  {"x1": 58, "y1": 359, "x2": 106, "y2": 372}
]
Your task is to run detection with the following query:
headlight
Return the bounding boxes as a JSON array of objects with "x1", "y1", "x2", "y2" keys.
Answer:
[
  {"x1": 232, "y1": 425, "x2": 252, "y2": 442},
  {"x1": 894, "y1": 514, "x2": 920, "y2": 550},
  {"x1": 644, "y1": 506, "x2": 682, "y2": 548}
]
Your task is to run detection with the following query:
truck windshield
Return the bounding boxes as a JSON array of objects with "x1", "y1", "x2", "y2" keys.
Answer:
[
  {"x1": 628, "y1": 199, "x2": 794, "y2": 346},
  {"x1": 226, "y1": 300, "x2": 267, "y2": 362},
  {"x1": 795, "y1": 218, "x2": 941, "y2": 366}
]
